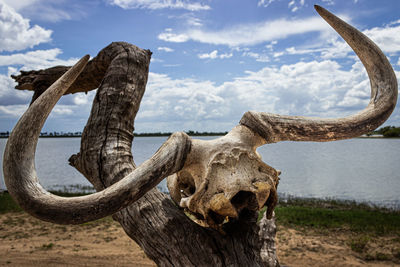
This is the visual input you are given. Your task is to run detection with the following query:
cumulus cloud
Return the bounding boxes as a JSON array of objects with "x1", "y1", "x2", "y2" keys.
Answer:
[
  {"x1": 0, "y1": 51, "x2": 93, "y2": 129},
  {"x1": 108, "y1": 0, "x2": 210, "y2": 11},
  {"x1": 198, "y1": 50, "x2": 232, "y2": 59},
  {"x1": 0, "y1": 72, "x2": 32, "y2": 106},
  {"x1": 0, "y1": 49, "x2": 80, "y2": 70},
  {"x1": 0, "y1": 2, "x2": 52, "y2": 52},
  {"x1": 157, "y1": 47, "x2": 174, "y2": 52},
  {"x1": 320, "y1": 23, "x2": 400, "y2": 59},
  {"x1": 364, "y1": 24, "x2": 400, "y2": 53},
  {"x1": 133, "y1": 58, "x2": 391, "y2": 132},
  {"x1": 0, "y1": 104, "x2": 29, "y2": 117},
  {"x1": 270, "y1": 20, "x2": 400, "y2": 62},
  {"x1": 158, "y1": 16, "x2": 331, "y2": 46}
]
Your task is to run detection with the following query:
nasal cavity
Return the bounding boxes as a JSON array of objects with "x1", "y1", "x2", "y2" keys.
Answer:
[{"x1": 230, "y1": 191, "x2": 258, "y2": 211}]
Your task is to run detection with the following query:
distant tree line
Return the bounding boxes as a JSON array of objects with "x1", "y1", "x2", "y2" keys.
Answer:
[
  {"x1": 0, "y1": 130, "x2": 229, "y2": 138},
  {"x1": 0, "y1": 131, "x2": 83, "y2": 138},
  {"x1": 135, "y1": 130, "x2": 228, "y2": 137},
  {"x1": 3, "y1": 127, "x2": 400, "y2": 138},
  {"x1": 367, "y1": 126, "x2": 400, "y2": 137}
]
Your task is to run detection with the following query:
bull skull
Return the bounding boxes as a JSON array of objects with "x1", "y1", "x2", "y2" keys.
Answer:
[
  {"x1": 167, "y1": 125, "x2": 279, "y2": 227},
  {"x1": 2, "y1": 6, "x2": 398, "y2": 229}
]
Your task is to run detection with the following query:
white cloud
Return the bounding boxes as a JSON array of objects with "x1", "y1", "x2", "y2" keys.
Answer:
[
  {"x1": 242, "y1": 51, "x2": 269, "y2": 62},
  {"x1": 151, "y1": 57, "x2": 164, "y2": 63},
  {"x1": 270, "y1": 21, "x2": 400, "y2": 61},
  {"x1": 257, "y1": 0, "x2": 276, "y2": 7},
  {"x1": 288, "y1": 0, "x2": 305, "y2": 12},
  {"x1": 0, "y1": 2, "x2": 52, "y2": 52},
  {"x1": 108, "y1": 0, "x2": 210, "y2": 11},
  {"x1": 158, "y1": 32, "x2": 190, "y2": 43},
  {"x1": 0, "y1": 0, "x2": 40, "y2": 11},
  {"x1": 158, "y1": 16, "x2": 331, "y2": 46},
  {"x1": 157, "y1": 47, "x2": 174, "y2": 52},
  {"x1": 1, "y1": 0, "x2": 90, "y2": 22},
  {"x1": 364, "y1": 24, "x2": 400, "y2": 53},
  {"x1": 266, "y1": 40, "x2": 278, "y2": 51},
  {"x1": 0, "y1": 72, "x2": 32, "y2": 106},
  {"x1": 73, "y1": 91, "x2": 96, "y2": 106},
  {"x1": 319, "y1": 23, "x2": 400, "y2": 59},
  {"x1": 186, "y1": 16, "x2": 202, "y2": 26},
  {"x1": 198, "y1": 50, "x2": 232, "y2": 59},
  {"x1": 133, "y1": 58, "x2": 394, "y2": 132},
  {"x1": 258, "y1": 0, "x2": 306, "y2": 11},
  {"x1": 52, "y1": 105, "x2": 74, "y2": 115},
  {"x1": 0, "y1": 104, "x2": 29, "y2": 117},
  {"x1": 0, "y1": 49, "x2": 80, "y2": 70},
  {"x1": 321, "y1": 0, "x2": 335, "y2": 6}
]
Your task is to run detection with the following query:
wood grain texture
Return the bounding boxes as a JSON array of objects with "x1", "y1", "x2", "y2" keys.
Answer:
[
  {"x1": 3, "y1": 47, "x2": 192, "y2": 225},
  {"x1": 63, "y1": 42, "x2": 279, "y2": 266}
]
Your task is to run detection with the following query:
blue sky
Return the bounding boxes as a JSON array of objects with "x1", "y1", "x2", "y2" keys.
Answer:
[{"x1": 1, "y1": 0, "x2": 400, "y2": 133}]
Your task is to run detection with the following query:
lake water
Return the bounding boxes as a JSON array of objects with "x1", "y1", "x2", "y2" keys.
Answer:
[{"x1": 1, "y1": 137, "x2": 399, "y2": 209}]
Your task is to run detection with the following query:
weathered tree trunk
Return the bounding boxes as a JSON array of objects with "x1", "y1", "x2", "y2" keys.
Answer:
[{"x1": 13, "y1": 42, "x2": 279, "y2": 266}]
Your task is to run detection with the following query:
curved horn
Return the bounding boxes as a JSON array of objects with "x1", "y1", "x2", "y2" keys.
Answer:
[
  {"x1": 240, "y1": 5, "x2": 398, "y2": 143},
  {"x1": 3, "y1": 55, "x2": 191, "y2": 224}
]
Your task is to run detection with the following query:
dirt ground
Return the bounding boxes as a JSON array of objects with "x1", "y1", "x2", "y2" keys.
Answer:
[{"x1": 1, "y1": 212, "x2": 398, "y2": 266}]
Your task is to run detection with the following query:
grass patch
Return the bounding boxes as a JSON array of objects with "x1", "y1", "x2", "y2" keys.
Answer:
[
  {"x1": 0, "y1": 192, "x2": 22, "y2": 213},
  {"x1": 3, "y1": 190, "x2": 400, "y2": 236},
  {"x1": 260, "y1": 198, "x2": 400, "y2": 236},
  {"x1": 274, "y1": 206, "x2": 400, "y2": 234},
  {"x1": 0, "y1": 191, "x2": 89, "y2": 213},
  {"x1": 349, "y1": 235, "x2": 370, "y2": 253}
]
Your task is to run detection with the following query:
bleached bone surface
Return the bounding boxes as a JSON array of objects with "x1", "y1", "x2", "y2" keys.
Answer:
[{"x1": 167, "y1": 125, "x2": 280, "y2": 228}]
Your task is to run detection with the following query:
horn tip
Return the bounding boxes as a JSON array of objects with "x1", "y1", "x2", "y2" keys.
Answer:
[
  {"x1": 314, "y1": 4, "x2": 326, "y2": 15},
  {"x1": 82, "y1": 54, "x2": 90, "y2": 62}
]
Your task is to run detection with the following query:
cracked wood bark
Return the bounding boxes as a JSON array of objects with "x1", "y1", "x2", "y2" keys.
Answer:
[{"x1": 13, "y1": 42, "x2": 279, "y2": 267}]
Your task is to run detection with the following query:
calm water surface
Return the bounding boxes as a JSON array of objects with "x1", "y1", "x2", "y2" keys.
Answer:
[{"x1": 1, "y1": 137, "x2": 399, "y2": 209}]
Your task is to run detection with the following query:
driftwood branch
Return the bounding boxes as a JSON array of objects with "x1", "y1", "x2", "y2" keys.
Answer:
[
  {"x1": 52, "y1": 42, "x2": 278, "y2": 266},
  {"x1": 10, "y1": 40, "x2": 278, "y2": 266},
  {"x1": 12, "y1": 44, "x2": 115, "y2": 104}
]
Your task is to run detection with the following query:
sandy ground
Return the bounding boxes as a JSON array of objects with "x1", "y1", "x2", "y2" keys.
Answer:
[{"x1": 1, "y1": 212, "x2": 399, "y2": 266}]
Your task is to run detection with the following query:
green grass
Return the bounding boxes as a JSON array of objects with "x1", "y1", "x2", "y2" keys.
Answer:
[
  {"x1": 261, "y1": 198, "x2": 400, "y2": 235},
  {"x1": 0, "y1": 191, "x2": 88, "y2": 213},
  {"x1": 0, "y1": 192, "x2": 22, "y2": 213},
  {"x1": 2, "y1": 191, "x2": 400, "y2": 236}
]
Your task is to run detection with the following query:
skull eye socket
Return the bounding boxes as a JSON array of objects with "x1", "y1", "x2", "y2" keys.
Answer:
[
  {"x1": 180, "y1": 183, "x2": 195, "y2": 197},
  {"x1": 178, "y1": 171, "x2": 196, "y2": 198}
]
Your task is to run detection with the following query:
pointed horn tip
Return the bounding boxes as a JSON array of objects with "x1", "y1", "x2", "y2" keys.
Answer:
[
  {"x1": 314, "y1": 4, "x2": 322, "y2": 10},
  {"x1": 81, "y1": 54, "x2": 90, "y2": 63},
  {"x1": 314, "y1": 5, "x2": 329, "y2": 17}
]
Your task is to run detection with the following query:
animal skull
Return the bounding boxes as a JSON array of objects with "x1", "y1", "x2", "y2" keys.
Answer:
[{"x1": 167, "y1": 126, "x2": 280, "y2": 227}]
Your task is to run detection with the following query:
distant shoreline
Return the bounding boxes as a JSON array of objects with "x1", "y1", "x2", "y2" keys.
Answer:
[
  {"x1": 0, "y1": 132, "x2": 229, "y2": 138},
  {"x1": 2, "y1": 133, "x2": 400, "y2": 139}
]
